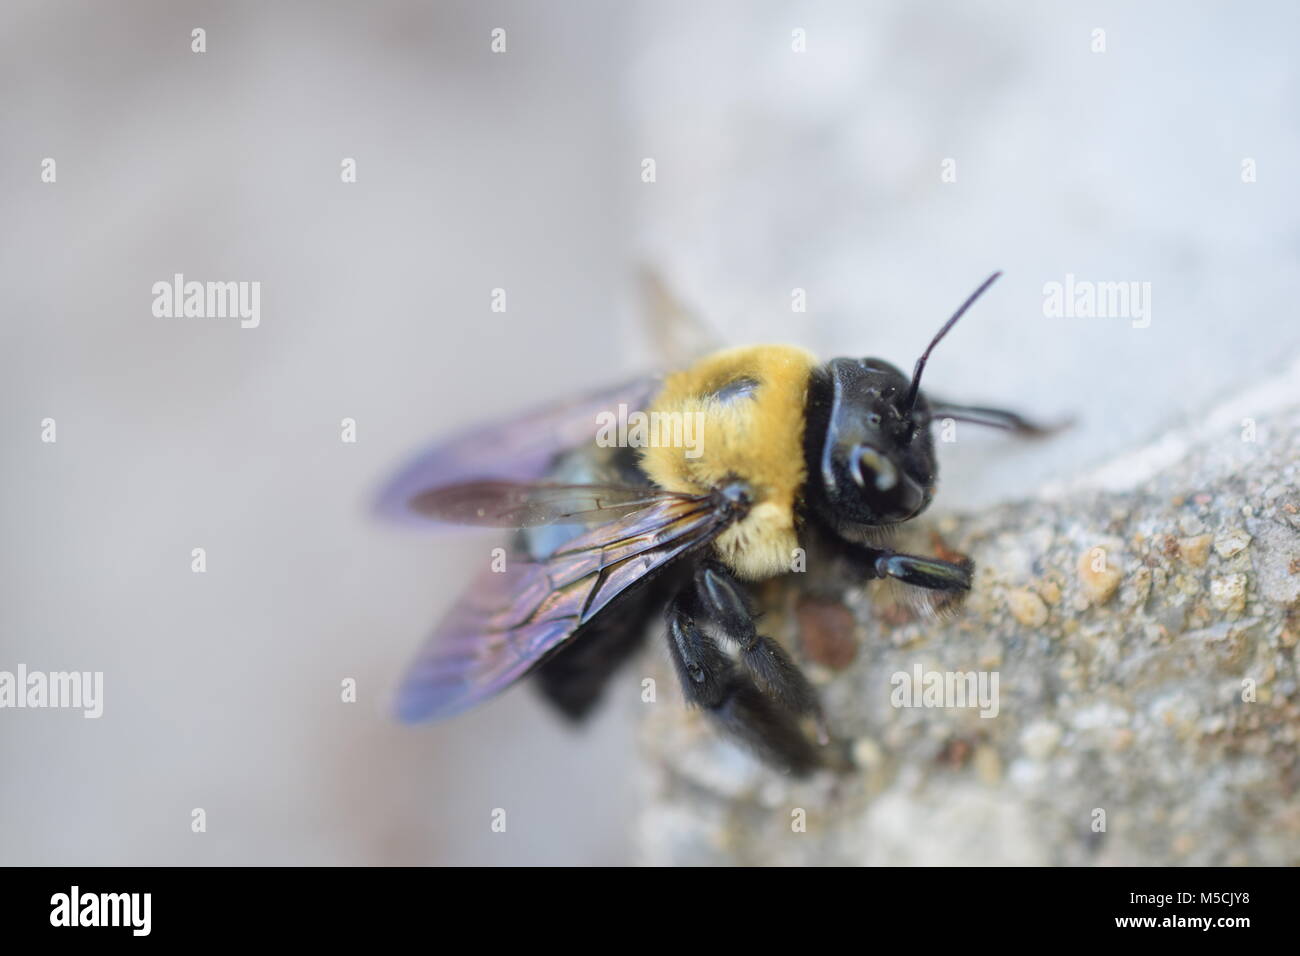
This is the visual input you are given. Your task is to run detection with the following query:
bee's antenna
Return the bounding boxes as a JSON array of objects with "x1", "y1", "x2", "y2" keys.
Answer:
[{"x1": 903, "y1": 271, "x2": 1002, "y2": 415}]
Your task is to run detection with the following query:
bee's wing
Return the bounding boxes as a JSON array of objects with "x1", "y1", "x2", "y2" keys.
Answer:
[
  {"x1": 638, "y1": 268, "x2": 723, "y2": 367},
  {"x1": 376, "y1": 377, "x2": 661, "y2": 526},
  {"x1": 407, "y1": 480, "x2": 689, "y2": 528},
  {"x1": 394, "y1": 491, "x2": 724, "y2": 722}
]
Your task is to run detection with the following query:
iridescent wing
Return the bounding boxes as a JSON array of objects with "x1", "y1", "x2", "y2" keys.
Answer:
[
  {"x1": 408, "y1": 481, "x2": 685, "y2": 528},
  {"x1": 394, "y1": 487, "x2": 727, "y2": 722},
  {"x1": 376, "y1": 377, "x2": 660, "y2": 526}
]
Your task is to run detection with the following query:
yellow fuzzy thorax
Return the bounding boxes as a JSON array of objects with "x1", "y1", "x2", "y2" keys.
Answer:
[{"x1": 639, "y1": 344, "x2": 818, "y2": 580}]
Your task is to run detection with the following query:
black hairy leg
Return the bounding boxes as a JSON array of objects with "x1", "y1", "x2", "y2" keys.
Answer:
[
  {"x1": 664, "y1": 591, "x2": 821, "y2": 776},
  {"x1": 867, "y1": 549, "x2": 973, "y2": 592},
  {"x1": 691, "y1": 561, "x2": 827, "y2": 741},
  {"x1": 809, "y1": 527, "x2": 974, "y2": 622},
  {"x1": 814, "y1": 525, "x2": 974, "y2": 594}
]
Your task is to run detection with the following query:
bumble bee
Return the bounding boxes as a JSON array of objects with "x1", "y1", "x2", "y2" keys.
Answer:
[{"x1": 378, "y1": 272, "x2": 1054, "y2": 774}]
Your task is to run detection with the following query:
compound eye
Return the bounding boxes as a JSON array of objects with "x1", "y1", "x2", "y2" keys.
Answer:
[{"x1": 849, "y1": 445, "x2": 898, "y2": 492}]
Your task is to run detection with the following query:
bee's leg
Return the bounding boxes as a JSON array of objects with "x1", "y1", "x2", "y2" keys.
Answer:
[
  {"x1": 691, "y1": 562, "x2": 827, "y2": 740},
  {"x1": 665, "y1": 592, "x2": 820, "y2": 775},
  {"x1": 867, "y1": 549, "x2": 973, "y2": 592},
  {"x1": 927, "y1": 399, "x2": 1066, "y2": 437}
]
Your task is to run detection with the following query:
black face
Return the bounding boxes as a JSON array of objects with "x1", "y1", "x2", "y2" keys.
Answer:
[{"x1": 803, "y1": 357, "x2": 937, "y2": 530}]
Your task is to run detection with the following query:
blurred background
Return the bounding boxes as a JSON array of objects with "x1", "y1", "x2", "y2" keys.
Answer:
[{"x1": 2, "y1": 0, "x2": 1297, "y2": 865}]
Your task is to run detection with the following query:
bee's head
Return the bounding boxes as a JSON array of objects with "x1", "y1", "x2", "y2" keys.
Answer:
[
  {"x1": 804, "y1": 357, "x2": 936, "y2": 527},
  {"x1": 802, "y1": 272, "x2": 1001, "y2": 531}
]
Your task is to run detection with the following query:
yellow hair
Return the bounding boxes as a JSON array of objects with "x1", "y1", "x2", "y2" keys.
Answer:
[{"x1": 639, "y1": 345, "x2": 817, "y2": 579}]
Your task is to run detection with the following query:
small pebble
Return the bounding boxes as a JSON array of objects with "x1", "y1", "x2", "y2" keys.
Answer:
[
  {"x1": 796, "y1": 597, "x2": 858, "y2": 671},
  {"x1": 1210, "y1": 573, "x2": 1248, "y2": 613},
  {"x1": 1213, "y1": 528, "x2": 1252, "y2": 560},
  {"x1": 1007, "y1": 588, "x2": 1049, "y2": 627},
  {"x1": 1077, "y1": 549, "x2": 1122, "y2": 606},
  {"x1": 1178, "y1": 534, "x2": 1213, "y2": 567}
]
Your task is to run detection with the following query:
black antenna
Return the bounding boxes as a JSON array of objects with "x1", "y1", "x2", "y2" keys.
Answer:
[{"x1": 902, "y1": 271, "x2": 1002, "y2": 414}]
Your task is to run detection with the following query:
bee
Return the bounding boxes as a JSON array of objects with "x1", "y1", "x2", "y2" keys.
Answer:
[{"x1": 378, "y1": 272, "x2": 1054, "y2": 774}]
